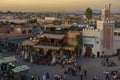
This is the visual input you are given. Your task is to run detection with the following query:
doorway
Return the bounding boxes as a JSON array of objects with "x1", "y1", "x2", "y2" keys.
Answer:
[
  {"x1": 97, "y1": 51, "x2": 100, "y2": 58},
  {"x1": 85, "y1": 47, "x2": 92, "y2": 56},
  {"x1": 117, "y1": 49, "x2": 120, "y2": 55}
]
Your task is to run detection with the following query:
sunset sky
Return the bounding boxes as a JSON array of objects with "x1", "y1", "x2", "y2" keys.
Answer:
[{"x1": 0, "y1": 0, "x2": 119, "y2": 12}]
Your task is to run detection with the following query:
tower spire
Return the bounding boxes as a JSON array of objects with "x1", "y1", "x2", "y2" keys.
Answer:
[
  {"x1": 101, "y1": 0, "x2": 111, "y2": 20},
  {"x1": 109, "y1": 3, "x2": 111, "y2": 11},
  {"x1": 108, "y1": 0, "x2": 111, "y2": 19}
]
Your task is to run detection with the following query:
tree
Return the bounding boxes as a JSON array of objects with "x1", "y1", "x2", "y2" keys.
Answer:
[
  {"x1": 6, "y1": 11, "x2": 13, "y2": 14},
  {"x1": 75, "y1": 34, "x2": 83, "y2": 56},
  {"x1": 85, "y1": 8, "x2": 93, "y2": 24}
]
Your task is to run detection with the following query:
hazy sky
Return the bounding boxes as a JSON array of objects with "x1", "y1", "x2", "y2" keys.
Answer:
[{"x1": 0, "y1": 0, "x2": 119, "y2": 11}]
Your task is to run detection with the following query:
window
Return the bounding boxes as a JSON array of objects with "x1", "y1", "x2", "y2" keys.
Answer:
[
  {"x1": 69, "y1": 38, "x2": 74, "y2": 42},
  {"x1": 114, "y1": 32, "x2": 117, "y2": 36},
  {"x1": 96, "y1": 41, "x2": 99, "y2": 44},
  {"x1": 7, "y1": 31, "x2": 10, "y2": 33},
  {"x1": 28, "y1": 30, "x2": 32, "y2": 33},
  {"x1": 118, "y1": 33, "x2": 120, "y2": 36},
  {"x1": 22, "y1": 30, "x2": 26, "y2": 34}
]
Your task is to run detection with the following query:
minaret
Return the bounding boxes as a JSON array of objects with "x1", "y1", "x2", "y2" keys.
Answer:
[
  {"x1": 101, "y1": 4, "x2": 110, "y2": 20},
  {"x1": 97, "y1": 4, "x2": 111, "y2": 30},
  {"x1": 102, "y1": 3, "x2": 115, "y2": 55},
  {"x1": 109, "y1": 3, "x2": 111, "y2": 18},
  {"x1": 97, "y1": 3, "x2": 115, "y2": 55}
]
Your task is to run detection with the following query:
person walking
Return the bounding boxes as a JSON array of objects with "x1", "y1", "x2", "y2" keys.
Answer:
[
  {"x1": 37, "y1": 76, "x2": 40, "y2": 80},
  {"x1": 105, "y1": 74, "x2": 109, "y2": 80},
  {"x1": 84, "y1": 69, "x2": 87, "y2": 79},
  {"x1": 78, "y1": 65, "x2": 81, "y2": 72},
  {"x1": 72, "y1": 69, "x2": 75, "y2": 77},
  {"x1": 31, "y1": 76, "x2": 34, "y2": 80},
  {"x1": 64, "y1": 70, "x2": 67, "y2": 75},
  {"x1": 80, "y1": 72, "x2": 83, "y2": 80},
  {"x1": 93, "y1": 76, "x2": 99, "y2": 80},
  {"x1": 63, "y1": 74, "x2": 67, "y2": 80},
  {"x1": 42, "y1": 75, "x2": 46, "y2": 80},
  {"x1": 46, "y1": 72, "x2": 49, "y2": 80}
]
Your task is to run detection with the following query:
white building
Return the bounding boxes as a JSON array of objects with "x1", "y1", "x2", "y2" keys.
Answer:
[
  {"x1": 113, "y1": 29, "x2": 120, "y2": 54},
  {"x1": 82, "y1": 28, "x2": 103, "y2": 57},
  {"x1": 82, "y1": 4, "x2": 120, "y2": 57}
]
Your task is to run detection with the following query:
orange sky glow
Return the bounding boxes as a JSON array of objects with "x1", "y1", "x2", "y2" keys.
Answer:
[{"x1": 0, "y1": 0, "x2": 119, "y2": 11}]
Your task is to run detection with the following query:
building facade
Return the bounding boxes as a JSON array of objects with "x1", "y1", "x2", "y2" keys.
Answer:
[{"x1": 82, "y1": 4, "x2": 120, "y2": 57}]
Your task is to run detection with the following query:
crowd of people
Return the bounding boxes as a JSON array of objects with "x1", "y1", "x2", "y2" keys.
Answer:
[
  {"x1": 0, "y1": 60, "x2": 120, "y2": 80},
  {"x1": 28, "y1": 61, "x2": 86, "y2": 80},
  {"x1": 27, "y1": 57, "x2": 120, "y2": 80},
  {"x1": 1, "y1": 46, "x2": 120, "y2": 80}
]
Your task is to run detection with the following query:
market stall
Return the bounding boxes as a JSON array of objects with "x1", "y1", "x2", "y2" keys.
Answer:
[{"x1": 11, "y1": 65, "x2": 30, "y2": 80}]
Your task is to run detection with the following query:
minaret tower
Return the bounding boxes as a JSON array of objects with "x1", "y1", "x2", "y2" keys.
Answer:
[
  {"x1": 101, "y1": 3, "x2": 111, "y2": 20},
  {"x1": 97, "y1": 1, "x2": 115, "y2": 55},
  {"x1": 102, "y1": 3, "x2": 115, "y2": 55}
]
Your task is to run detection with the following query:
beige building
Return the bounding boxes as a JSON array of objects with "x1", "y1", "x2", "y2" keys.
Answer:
[
  {"x1": 0, "y1": 26, "x2": 33, "y2": 39},
  {"x1": 66, "y1": 31, "x2": 81, "y2": 46}
]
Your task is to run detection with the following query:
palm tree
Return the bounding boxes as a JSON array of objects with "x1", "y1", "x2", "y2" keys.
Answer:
[
  {"x1": 85, "y1": 8, "x2": 93, "y2": 25},
  {"x1": 75, "y1": 34, "x2": 83, "y2": 56}
]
